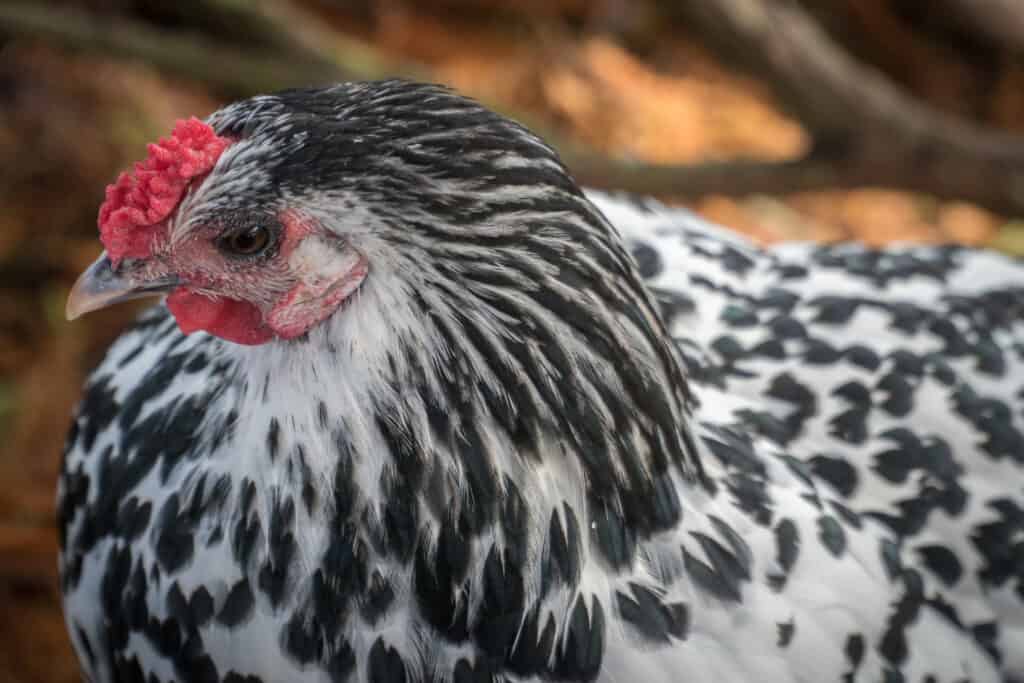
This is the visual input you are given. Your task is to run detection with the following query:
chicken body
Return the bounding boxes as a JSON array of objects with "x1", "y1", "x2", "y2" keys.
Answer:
[{"x1": 59, "y1": 83, "x2": 1024, "y2": 683}]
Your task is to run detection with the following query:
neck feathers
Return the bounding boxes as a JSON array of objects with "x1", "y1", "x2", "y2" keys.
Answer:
[
  {"x1": 234, "y1": 190, "x2": 701, "y2": 566},
  {"x1": 215, "y1": 191, "x2": 702, "y2": 676}
]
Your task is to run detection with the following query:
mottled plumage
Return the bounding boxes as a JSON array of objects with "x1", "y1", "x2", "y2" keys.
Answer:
[{"x1": 59, "y1": 81, "x2": 1024, "y2": 683}]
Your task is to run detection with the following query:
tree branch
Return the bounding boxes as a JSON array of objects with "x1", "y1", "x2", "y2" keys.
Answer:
[
  {"x1": 940, "y1": 0, "x2": 1024, "y2": 53},
  {"x1": 673, "y1": 0, "x2": 1024, "y2": 214},
  {"x1": 137, "y1": 0, "x2": 326, "y2": 59},
  {"x1": 8, "y1": 1, "x2": 1024, "y2": 213},
  {"x1": 0, "y1": 2, "x2": 420, "y2": 96}
]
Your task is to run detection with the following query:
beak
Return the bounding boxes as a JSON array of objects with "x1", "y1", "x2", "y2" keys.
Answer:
[{"x1": 66, "y1": 251, "x2": 180, "y2": 321}]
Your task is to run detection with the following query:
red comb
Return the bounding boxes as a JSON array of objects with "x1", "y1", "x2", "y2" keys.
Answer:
[{"x1": 98, "y1": 117, "x2": 230, "y2": 263}]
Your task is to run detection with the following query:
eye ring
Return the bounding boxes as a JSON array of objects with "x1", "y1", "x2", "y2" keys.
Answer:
[{"x1": 221, "y1": 225, "x2": 272, "y2": 257}]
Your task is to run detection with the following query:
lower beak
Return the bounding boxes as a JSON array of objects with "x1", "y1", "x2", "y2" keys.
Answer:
[{"x1": 66, "y1": 251, "x2": 180, "y2": 321}]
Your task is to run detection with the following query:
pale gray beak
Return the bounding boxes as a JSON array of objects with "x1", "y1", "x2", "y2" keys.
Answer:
[{"x1": 66, "y1": 251, "x2": 179, "y2": 320}]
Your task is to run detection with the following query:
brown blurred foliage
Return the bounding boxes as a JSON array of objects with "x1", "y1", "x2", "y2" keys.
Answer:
[{"x1": 0, "y1": 1, "x2": 1023, "y2": 680}]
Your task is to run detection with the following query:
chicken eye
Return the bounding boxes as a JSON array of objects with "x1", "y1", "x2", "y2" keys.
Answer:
[{"x1": 222, "y1": 225, "x2": 271, "y2": 257}]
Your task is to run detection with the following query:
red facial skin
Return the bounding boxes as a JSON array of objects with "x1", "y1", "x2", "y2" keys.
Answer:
[
  {"x1": 164, "y1": 211, "x2": 311, "y2": 345},
  {"x1": 265, "y1": 259, "x2": 369, "y2": 340},
  {"x1": 98, "y1": 119, "x2": 365, "y2": 346},
  {"x1": 162, "y1": 211, "x2": 366, "y2": 346},
  {"x1": 166, "y1": 290, "x2": 274, "y2": 345}
]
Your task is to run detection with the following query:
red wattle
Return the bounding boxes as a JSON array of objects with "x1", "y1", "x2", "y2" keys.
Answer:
[{"x1": 166, "y1": 288, "x2": 274, "y2": 346}]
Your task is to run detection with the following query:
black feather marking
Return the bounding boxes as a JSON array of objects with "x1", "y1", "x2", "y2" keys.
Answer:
[
  {"x1": 223, "y1": 673, "x2": 263, "y2": 683},
  {"x1": 554, "y1": 595, "x2": 605, "y2": 682},
  {"x1": 971, "y1": 497, "x2": 1024, "y2": 591},
  {"x1": 360, "y1": 570, "x2": 395, "y2": 625},
  {"x1": 590, "y1": 498, "x2": 637, "y2": 570},
  {"x1": 769, "y1": 518, "x2": 799, "y2": 590},
  {"x1": 843, "y1": 633, "x2": 865, "y2": 681},
  {"x1": 683, "y1": 533, "x2": 747, "y2": 602},
  {"x1": 720, "y1": 304, "x2": 759, "y2": 328},
  {"x1": 630, "y1": 241, "x2": 662, "y2": 279},
  {"x1": 776, "y1": 619, "x2": 795, "y2": 648},
  {"x1": 844, "y1": 345, "x2": 881, "y2": 370},
  {"x1": 971, "y1": 621, "x2": 1002, "y2": 664},
  {"x1": 876, "y1": 372, "x2": 914, "y2": 417},
  {"x1": 155, "y1": 494, "x2": 195, "y2": 574},
  {"x1": 74, "y1": 622, "x2": 97, "y2": 668},
  {"x1": 707, "y1": 515, "x2": 753, "y2": 579},
  {"x1": 879, "y1": 569, "x2": 925, "y2": 666},
  {"x1": 217, "y1": 579, "x2": 254, "y2": 628},
  {"x1": 817, "y1": 515, "x2": 846, "y2": 558},
  {"x1": 803, "y1": 338, "x2": 841, "y2": 365},
  {"x1": 915, "y1": 544, "x2": 962, "y2": 587},
  {"x1": 651, "y1": 288, "x2": 695, "y2": 329},
  {"x1": 189, "y1": 586, "x2": 214, "y2": 626},
  {"x1": 232, "y1": 482, "x2": 261, "y2": 569},
  {"x1": 616, "y1": 583, "x2": 688, "y2": 643},
  {"x1": 832, "y1": 380, "x2": 872, "y2": 407},
  {"x1": 453, "y1": 657, "x2": 497, "y2": 683},
  {"x1": 774, "y1": 520, "x2": 798, "y2": 573},
  {"x1": 545, "y1": 504, "x2": 582, "y2": 592},
  {"x1": 414, "y1": 516, "x2": 471, "y2": 641},
  {"x1": 313, "y1": 521, "x2": 365, "y2": 643},
  {"x1": 117, "y1": 497, "x2": 153, "y2": 541},
  {"x1": 475, "y1": 545, "x2": 527, "y2": 660},
  {"x1": 283, "y1": 610, "x2": 322, "y2": 665},
  {"x1": 878, "y1": 538, "x2": 903, "y2": 580},
  {"x1": 100, "y1": 546, "x2": 133, "y2": 652},
  {"x1": 257, "y1": 495, "x2": 296, "y2": 608},
  {"x1": 368, "y1": 639, "x2": 407, "y2": 683},
  {"x1": 829, "y1": 407, "x2": 870, "y2": 445},
  {"x1": 266, "y1": 418, "x2": 280, "y2": 461},
  {"x1": 810, "y1": 296, "x2": 861, "y2": 325},
  {"x1": 508, "y1": 609, "x2": 557, "y2": 677},
  {"x1": 326, "y1": 642, "x2": 356, "y2": 683},
  {"x1": 769, "y1": 314, "x2": 807, "y2": 340},
  {"x1": 808, "y1": 454, "x2": 858, "y2": 498}
]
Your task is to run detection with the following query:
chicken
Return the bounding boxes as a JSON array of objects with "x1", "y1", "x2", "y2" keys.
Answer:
[{"x1": 59, "y1": 80, "x2": 1024, "y2": 683}]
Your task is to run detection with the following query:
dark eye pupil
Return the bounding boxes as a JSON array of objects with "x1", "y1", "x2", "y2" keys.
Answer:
[{"x1": 228, "y1": 226, "x2": 269, "y2": 255}]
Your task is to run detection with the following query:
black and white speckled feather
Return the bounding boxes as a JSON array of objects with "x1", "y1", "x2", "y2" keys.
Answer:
[{"x1": 59, "y1": 81, "x2": 1024, "y2": 683}]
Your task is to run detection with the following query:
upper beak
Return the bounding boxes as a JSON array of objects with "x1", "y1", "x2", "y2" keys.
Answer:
[{"x1": 66, "y1": 251, "x2": 180, "y2": 321}]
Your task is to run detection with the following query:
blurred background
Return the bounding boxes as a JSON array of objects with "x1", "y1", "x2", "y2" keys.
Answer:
[{"x1": 2, "y1": 0, "x2": 1024, "y2": 680}]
